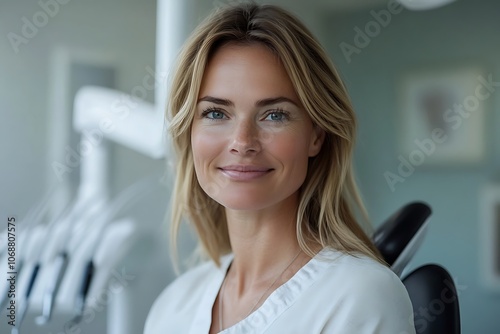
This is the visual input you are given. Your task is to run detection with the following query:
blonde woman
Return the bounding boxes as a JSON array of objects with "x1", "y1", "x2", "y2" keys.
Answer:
[{"x1": 145, "y1": 2, "x2": 415, "y2": 334}]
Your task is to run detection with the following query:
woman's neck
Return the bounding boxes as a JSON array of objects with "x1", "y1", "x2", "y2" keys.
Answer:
[{"x1": 223, "y1": 192, "x2": 305, "y2": 294}]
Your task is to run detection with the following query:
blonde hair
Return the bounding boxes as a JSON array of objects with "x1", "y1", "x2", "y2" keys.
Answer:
[{"x1": 167, "y1": 1, "x2": 384, "y2": 267}]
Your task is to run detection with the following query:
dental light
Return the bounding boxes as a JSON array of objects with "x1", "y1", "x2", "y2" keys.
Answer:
[{"x1": 397, "y1": 0, "x2": 457, "y2": 10}]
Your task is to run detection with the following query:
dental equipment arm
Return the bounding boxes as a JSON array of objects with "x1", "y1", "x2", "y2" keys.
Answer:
[
  {"x1": 55, "y1": 176, "x2": 158, "y2": 327},
  {"x1": 73, "y1": 86, "x2": 165, "y2": 159},
  {"x1": 34, "y1": 196, "x2": 103, "y2": 324}
]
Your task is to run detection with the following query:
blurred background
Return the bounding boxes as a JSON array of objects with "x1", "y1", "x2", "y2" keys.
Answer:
[{"x1": 1, "y1": 0, "x2": 499, "y2": 333}]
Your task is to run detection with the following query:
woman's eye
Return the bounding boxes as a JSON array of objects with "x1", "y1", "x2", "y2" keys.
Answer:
[
  {"x1": 265, "y1": 110, "x2": 289, "y2": 122},
  {"x1": 208, "y1": 111, "x2": 225, "y2": 119},
  {"x1": 201, "y1": 108, "x2": 226, "y2": 120}
]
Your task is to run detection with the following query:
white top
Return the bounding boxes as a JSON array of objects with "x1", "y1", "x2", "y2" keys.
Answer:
[{"x1": 144, "y1": 248, "x2": 416, "y2": 334}]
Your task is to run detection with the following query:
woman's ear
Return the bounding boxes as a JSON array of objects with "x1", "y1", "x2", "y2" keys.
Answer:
[{"x1": 308, "y1": 125, "x2": 325, "y2": 157}]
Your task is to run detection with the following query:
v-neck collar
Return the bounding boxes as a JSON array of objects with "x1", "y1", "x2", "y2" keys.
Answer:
[
  {"x1": 188, "y1": 248, "x2": 341, "y2": 334},
  {"x1": 188, "y1": 253, "x2": 233, "y2": 334}
]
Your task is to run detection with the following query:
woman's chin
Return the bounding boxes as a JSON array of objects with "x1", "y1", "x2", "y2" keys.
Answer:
[
  {"x1": 221, "y1": 203, "x2": 267, "y2": 212},
  {"x1": 215, "y1": 197, "x2": 270, "y2": 212}
]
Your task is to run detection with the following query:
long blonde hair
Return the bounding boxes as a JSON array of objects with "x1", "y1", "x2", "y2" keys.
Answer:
[{"x1": 167, "y1": 2, "x2": 384, "y2": 267}]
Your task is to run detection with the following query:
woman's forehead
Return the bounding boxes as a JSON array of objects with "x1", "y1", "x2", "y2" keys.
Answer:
[{"x1": 198, "y1": 43, "x2": 299, "y2": 105}]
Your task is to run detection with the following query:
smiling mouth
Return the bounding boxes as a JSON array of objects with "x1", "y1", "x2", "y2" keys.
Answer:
[{"x1": 218, "y1": 167, "x2": 273, "y2": 181}]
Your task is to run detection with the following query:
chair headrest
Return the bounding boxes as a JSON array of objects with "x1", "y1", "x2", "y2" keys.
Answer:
[
  {"x1": 373, "y1": 202, "x2": 432, "y2": 275},
  {"x1": 402, "y1": 264, "x2": 461, "y2": 334}
]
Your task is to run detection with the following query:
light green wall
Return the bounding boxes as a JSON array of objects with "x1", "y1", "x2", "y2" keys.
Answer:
[{"x1": 323, "y1": 0, "x2": 500, "y2": 332}]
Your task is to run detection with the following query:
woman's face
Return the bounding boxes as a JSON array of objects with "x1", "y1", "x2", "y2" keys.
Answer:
[{"x1": 191, "y1": 43, "x2": 324, "y2": 211}]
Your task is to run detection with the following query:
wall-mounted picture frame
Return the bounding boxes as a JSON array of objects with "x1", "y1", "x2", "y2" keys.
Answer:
[
  {"x1": 480, "y1": 185, "x2": 500, "y2": 292},
  {"x1": 398, "y1": 66, "x2": 486, "y2": 167}
]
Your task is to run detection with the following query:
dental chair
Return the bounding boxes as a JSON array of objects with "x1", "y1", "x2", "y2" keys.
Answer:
[{"x1": 373, "y1": 202, "x2": 461, "y2": 334}]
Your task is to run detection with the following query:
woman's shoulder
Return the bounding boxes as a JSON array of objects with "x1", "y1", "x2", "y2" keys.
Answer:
[
  {"x1": 309, "y1": 248, "x2": 415, "y2": 332},
  {"x1": 318, "y1": 248, "x2": 402, "y2": 284},
  {"x1": 312, "y1": 248, "x2": 412, "y2": 313},
  {"x1": 144, "y1": 254, "x2": 232, "y2": 334},
  {"x1": 152, "y1": 253, "x2": 230, "y2": 303}
]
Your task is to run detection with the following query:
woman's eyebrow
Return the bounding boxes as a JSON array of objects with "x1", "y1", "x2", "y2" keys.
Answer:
[
  {"x1": 197, "y1": 96, "x2": 233, "y2": 106},
  {"x1": 197, "y1": 96, "x2": 299, "y2": 107},
  {"x1": 256, "y1": 97, "x2": 299, "y2": 107}
]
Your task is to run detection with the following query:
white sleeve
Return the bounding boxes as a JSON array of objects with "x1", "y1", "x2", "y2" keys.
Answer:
[{"x1": 321, "y1": 267, "x2": 416, "y2": 334}]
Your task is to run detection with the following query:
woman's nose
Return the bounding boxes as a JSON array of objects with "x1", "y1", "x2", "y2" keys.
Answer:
[{"x1": 229, "y1": 120, "x2": 261, "y2": 155}]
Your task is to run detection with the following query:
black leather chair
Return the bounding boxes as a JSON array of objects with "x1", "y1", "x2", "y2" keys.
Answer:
[
  {"x1": 403, "y1": 264, "x2": 461, "y2": 334},
  {"x1": 373, "y1": 202, "x2": 431, "y2": 276},
  {"x1": 373, "y1": 202, "x2": 461, "y2": 334}
]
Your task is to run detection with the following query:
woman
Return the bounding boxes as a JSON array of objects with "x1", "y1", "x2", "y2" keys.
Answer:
[{"x1": 145, "y1": 2, "x2": 415, "y2": 334}]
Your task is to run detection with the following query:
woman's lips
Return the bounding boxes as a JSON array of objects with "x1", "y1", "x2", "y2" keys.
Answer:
[{"x1": 218, "y1": 167, "x2": 273, "y2": 181}]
